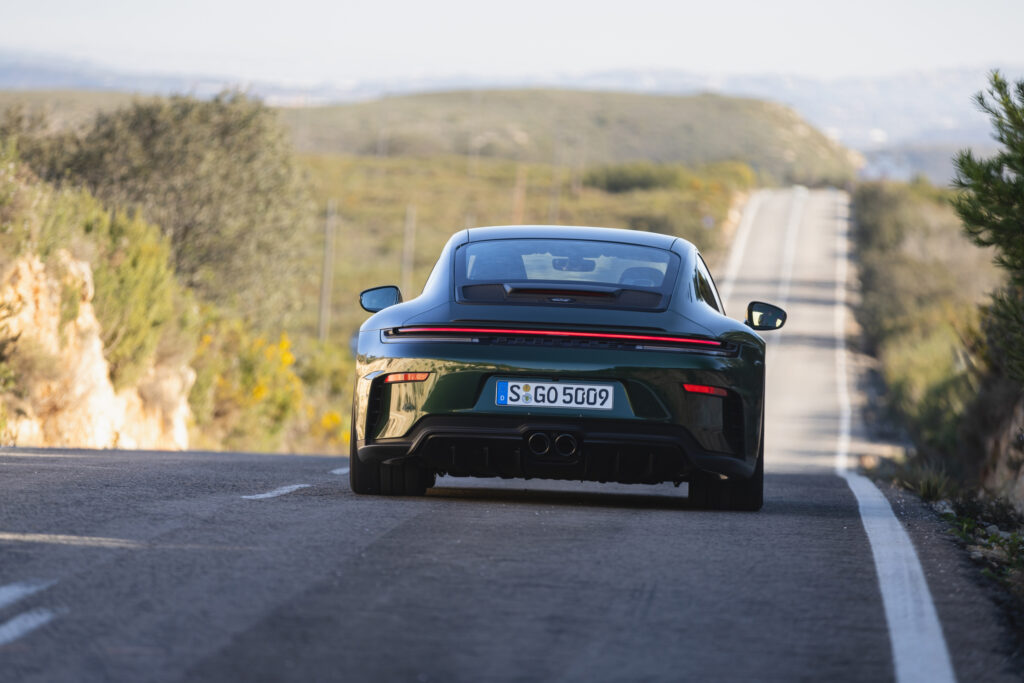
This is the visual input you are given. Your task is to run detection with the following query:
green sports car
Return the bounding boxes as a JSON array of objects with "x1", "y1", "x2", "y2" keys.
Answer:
[{"x1": 350, "y1": 225, "x2": 785, "y2": 510}]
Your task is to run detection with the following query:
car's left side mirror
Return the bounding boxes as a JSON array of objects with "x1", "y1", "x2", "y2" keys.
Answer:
[
  {"x1": 360, "y1": 285, "x2": 402, "y2": 313},
  {"x1": 746, "y1": 301, "x2": 787, "y2": 331}
]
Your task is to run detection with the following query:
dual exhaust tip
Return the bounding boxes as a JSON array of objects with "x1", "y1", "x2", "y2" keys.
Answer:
[{"x1": 527, "y1": 432, "x2": 578, "y2": 457}]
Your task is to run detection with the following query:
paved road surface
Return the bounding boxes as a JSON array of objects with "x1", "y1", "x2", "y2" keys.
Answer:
[{"x1": 1, "y1": 189, "x2": 1020, "y2": 681}]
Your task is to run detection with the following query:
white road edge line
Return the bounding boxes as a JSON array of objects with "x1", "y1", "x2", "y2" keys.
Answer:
[
  {"x1": 718, "y1": 190, "x2": 763, "y2": 309},
  {"x1": 0, "y1": 580, "x2": 56, "y2": 611},
  {"x1": 241, "y1": 484, "x2": 311, "y2": 500},
  {"x1": 0, "y1": 608, "x2": 63, "y2": 647},
  {"x1": 330, "y1": 467, "x2": 350, "y2": 475},
  {"x1": 832, "y1": 191, "x2": 956, "y2": 683}
]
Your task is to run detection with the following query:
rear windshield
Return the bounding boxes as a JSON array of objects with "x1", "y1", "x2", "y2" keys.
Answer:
[{"x1": 454, "y1": 238, "x2": 679, "y2": 309}]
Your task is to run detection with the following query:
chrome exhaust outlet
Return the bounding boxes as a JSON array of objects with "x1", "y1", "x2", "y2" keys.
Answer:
[
  {"x1": 527, "y1": 432, "x2": 551, "y2": 456},
  {"x1": 554, "y1": 433, "x2": 578, "y2": 457}
]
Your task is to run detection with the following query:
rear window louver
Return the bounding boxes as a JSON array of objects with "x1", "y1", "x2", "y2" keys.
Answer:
[{"x1": 460, "y1": 284, "x2": 664, "y2": 310}]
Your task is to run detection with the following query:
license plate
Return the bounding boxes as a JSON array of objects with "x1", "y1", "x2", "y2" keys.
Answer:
[{"x1": 495, "y1": 380, "x2": 614, "y2": 410}]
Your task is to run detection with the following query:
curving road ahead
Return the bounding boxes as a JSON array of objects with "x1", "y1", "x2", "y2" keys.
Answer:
[{"x1": 1, "y1": 189, "x2": 1021, "y2": 682}]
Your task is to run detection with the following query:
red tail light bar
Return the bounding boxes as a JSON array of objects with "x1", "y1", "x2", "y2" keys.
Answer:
[
  {"x1": 683, "y1": 383, "x2": 729, "y2": 397},
  {"x1": 390, "y1": 326, "x2": 723, "y2": 347}
]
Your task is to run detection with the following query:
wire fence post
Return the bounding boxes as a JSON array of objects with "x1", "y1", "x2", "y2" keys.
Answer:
[
  {"x1": 401, "y1": 203, "x2": 417, "y2": 296},
  {"x1": 512, "y1": 164, "x2": 527, "y2": 223},
  {"x1": 317, "y1": 199, "x2": 337, "y2": 344}
]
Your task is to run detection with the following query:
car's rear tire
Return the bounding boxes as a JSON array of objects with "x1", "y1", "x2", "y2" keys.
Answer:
[
  {"x1": 350, "y1": 448, "x2": 434, "y2": 497},
  {"x1": 349, "y1": 410, "x2": 380, "y2": 495},
  {"x1": 689, "y1": 439, "x2": 764, "y2": 511},
  {"x1": 380, "y1": 459, "x2": 435, "y2": 496},
  {"x1": 349, "y1": 406, "x2": 434, "y2": 496}
]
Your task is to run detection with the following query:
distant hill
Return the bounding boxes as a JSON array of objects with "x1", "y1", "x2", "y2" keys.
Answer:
[
  {"x1": 3, "y1": 50, "x2": 1014, "y2": 148},
  {"x1": 0, "y1": 50, "x2": 327, "y2": 103},
  {"x1": 0, "y1": 87, "x2": 857, "y2": 185},
  {"x1": 860, "y1": 143, "x2": 1000, "y2": 186},
  {"x1": 280, "y1": 90, "x2": 859, "y2": 185},
  {"x1": 2, "y1": 49, "x2": 1015, "y2": 180}
]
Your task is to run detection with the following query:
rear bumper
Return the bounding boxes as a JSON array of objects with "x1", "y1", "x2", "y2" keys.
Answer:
[{"x1": 356, "y1": 415, "x2": 755, "y2": 485}]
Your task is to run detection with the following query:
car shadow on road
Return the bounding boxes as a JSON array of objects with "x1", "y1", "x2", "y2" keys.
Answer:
[
  {"x1": 423, "y1": 472, "x2": 857, "y2": 516},
  {"x1": 427, "y1": 483, "x2": 692, "y2": 510}
]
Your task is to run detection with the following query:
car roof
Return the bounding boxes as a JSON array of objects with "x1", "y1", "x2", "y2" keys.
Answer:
[{"x1": 464, "y1": 225, "x2": 685, "y2": 251}]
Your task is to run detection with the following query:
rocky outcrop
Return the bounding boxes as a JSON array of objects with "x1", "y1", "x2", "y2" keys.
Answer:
[{"x1": 0, "y1": 251, "x2": 193, "y2": 450}]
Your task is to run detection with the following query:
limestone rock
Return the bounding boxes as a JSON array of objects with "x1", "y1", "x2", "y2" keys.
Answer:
[{"x1": 0, "y1": 251, "x2": 192, "y2": 450}]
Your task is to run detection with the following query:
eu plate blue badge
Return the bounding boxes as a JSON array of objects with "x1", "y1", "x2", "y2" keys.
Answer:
[{"x1": 496, "y1": 380, "x2": 509, "y2": 405}]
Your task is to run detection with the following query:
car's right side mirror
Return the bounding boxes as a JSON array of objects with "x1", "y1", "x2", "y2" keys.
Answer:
[
  {"x1": 360, "y1": 285, "x2": 402, "y2": 313},
  {"x1": 746, "y1": 301, "x2": 787, "y2": 331}
]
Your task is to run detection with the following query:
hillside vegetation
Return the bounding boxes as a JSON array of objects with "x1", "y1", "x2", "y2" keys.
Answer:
[
  {"x1": 5, "y1": 93, "x2": 317, "y2": 325},
  {"x1": 282, "y1": 89, "x2": 858, "y2": 186},
  {"x1": 853, "y1": 178, "x2": 1024, "y2": 598},
  {"x1": 0, "y1": 97, "x2": 352, "y2": 452},
  {"x1": 0, "y1": 152, "x2": 353, "y2": 452},
  {"x1": 855, "y1": 180, "x2": 1002, "y2": 462}
]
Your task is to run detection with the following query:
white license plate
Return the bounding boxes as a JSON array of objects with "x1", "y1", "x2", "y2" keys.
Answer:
[{"x1": 495, "y1": 380, "x2": 614, "y2": 410}]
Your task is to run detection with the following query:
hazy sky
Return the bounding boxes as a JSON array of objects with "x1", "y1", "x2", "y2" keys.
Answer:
[{"x1": 4, "y1": 0, "x2": 1023, "y2": 85}]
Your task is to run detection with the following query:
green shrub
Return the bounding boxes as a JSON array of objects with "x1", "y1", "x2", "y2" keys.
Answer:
[
  {"x1": 897, "y1": 459, "x2": 957, "y2": 502},
  {"x1": 7, "y1": 338, "x2": 61, "y2": 398},
  {"x1": 584, "y1": 162, "x2": 681, "y2": 193},
  {"x1": 90, "y1": 211, "x2": 176, "y2": 389},
  {"x1": 295, "y1": 339, "x2": 353, "y2": 401},
  {"x1": 189, "y1": 313, "x2": 304, "y2": 451},
  {"x1": 0, "y1": 302, "x2": 19, "y2": 394},
  {"x1": 6, "y1": 92, "x2": 317, "y2": 327},
  {"x1": 291, "y1": 339, "x2": 354, "y2": 450}
]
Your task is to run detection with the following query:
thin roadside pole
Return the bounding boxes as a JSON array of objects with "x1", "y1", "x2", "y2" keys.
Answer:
[
  {"x1": 512, "y1": 164, "x2": 527, "y2": 223},
  {"x1": 317, "y1": 199, "x2": 337, "y2": 343},
  {"x1": 400, "y1": 203, "x2": 417, "y2": 297}
]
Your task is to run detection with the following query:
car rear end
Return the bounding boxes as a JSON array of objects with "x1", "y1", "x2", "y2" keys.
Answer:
[
  {"x1": 352, "y1": 229, "x2": 767, "y2": 490},
  {"x1": 354, "y1": 323, "x2": 763, "y2": 486}
]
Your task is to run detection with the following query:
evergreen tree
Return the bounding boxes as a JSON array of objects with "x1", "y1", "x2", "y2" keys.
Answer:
[{"x1": 953, "y1": 71, "x2": 1024, "y2": 384}]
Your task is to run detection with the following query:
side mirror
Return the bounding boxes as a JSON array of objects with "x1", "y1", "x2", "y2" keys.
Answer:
[
  {"x1": 360, "y1": 285, "x2": 402, "y2": 313},
  {"x1": 746, "y1": 301, "x2": 787, "y2": 331}
]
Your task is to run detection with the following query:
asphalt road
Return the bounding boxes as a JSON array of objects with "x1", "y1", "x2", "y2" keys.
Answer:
[{"x1": 1, "y1": 189, "x2": 1021, "y2": 682}]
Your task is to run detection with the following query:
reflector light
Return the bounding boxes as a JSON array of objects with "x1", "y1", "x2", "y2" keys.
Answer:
[
  {"x1": 683, "y1": 383, "x2": 728, "y2": 397},
  {"x1": 384, "y1": 372, "x2": 431, "y2": 383},
  {"x1": 394, "y1": 326, "x2": 722, "y2": 347}
]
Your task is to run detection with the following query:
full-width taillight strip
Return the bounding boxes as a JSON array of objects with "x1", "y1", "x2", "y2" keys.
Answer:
[{"x1": 393, "y1": 326, "x2": 722, "y2": 347}]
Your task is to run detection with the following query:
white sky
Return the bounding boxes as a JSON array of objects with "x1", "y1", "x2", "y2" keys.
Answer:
[{"x1": 3, "y1": 0, "x2": 1023, "y2": 85}]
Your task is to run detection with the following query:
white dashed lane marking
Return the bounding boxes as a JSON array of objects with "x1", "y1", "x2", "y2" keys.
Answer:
[
  {"x1": 0, "y1": 608, "x2": 63, "y2": 647},
  {"x1": 0, "y1": 580, "x2": 55, "y2": 610},
  {"x1": 330, "y1": 467, "x2": 349, "y2": 475},
  {"x1": 241, "y1": 484, "x2": 311, "y2": 500},
  {"x1": 0, "y1": 580, "x2": 62, "y2": 648}
]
